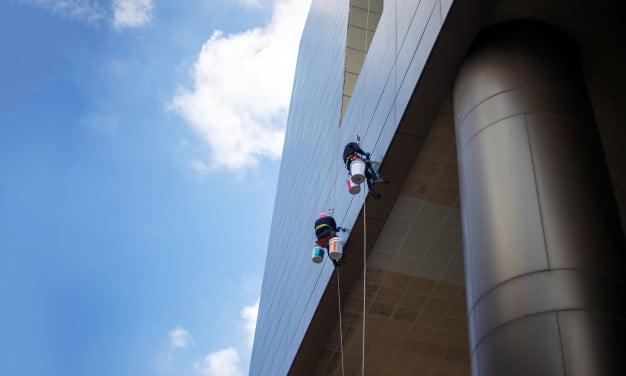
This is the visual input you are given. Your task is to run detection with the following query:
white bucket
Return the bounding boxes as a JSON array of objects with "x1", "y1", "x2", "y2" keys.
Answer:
[
  {"x1": 347, "y1": 178, "x2": 360, "y2": 195},
  {"x1": 328, "y1": 237, "x2": 343, "y2": 260},
  {"x1": 312, "y1": 246, "x2": 324, "y2": 263},
  {"x1": 350, "y1": 159, "x2": 366, "y2": 184}
]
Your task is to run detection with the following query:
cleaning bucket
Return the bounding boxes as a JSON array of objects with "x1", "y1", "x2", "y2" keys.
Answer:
[
  {"x1": 347, "y1": 178, "x2": 360, "y2": 195},
  {"x1": 312, "y1": 246, "x2": 324, "y2": 263},
  {"x1": 328, "y1": 237, "x2": 343, "y2": 260},
  {"x1": 350, "y1": 159, "x2": 366, "y2": 184}
]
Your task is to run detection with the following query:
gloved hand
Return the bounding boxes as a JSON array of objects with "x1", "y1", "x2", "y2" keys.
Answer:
[{"x1": 364, "y1": 152, "x2": 370, "y2": 157}]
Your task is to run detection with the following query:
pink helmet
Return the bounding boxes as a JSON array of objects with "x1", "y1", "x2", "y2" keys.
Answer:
[{"x1": 318, "y1": 212, "x2": 327, "y2": 219}]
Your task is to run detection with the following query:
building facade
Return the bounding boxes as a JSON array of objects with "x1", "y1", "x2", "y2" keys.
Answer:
[{"x1": 251, "y1": 0, "x2": 626, "y2": 375}]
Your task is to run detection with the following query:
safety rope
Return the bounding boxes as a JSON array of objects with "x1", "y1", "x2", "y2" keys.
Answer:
[
  {"x1": 333, "y1": 109, "x2": 340, "y2": 213},
  {"x1": 336, "y1": 268, "x2": 345, "y2": 376},
  {"x1": 359, "y1": 0, "x2": 373, "y2": 140},
  {"x1": 361, "y1": 189, "x2": 367, "y2": 376},
  {"x1": 361, "y1": 2, "x2": 371, "y2": 376}
]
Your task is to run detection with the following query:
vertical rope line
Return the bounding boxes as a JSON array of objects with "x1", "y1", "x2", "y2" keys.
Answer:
[
  {"x1": 361, "y1": 2, "x2": 371, "y2": 375},
  {"x1": 361, "y1": 191, "x2": 367, "y2": 376},
  {"x1": 393, "y1": 0, "x2": 397, "y2": 130},
  {"x1": 363, "y1": 0, "x2": 371, "y2": 99},
  {"x1": 331, "y1": 132, "x2": 336, "y2": 210},
  {"x1": 336, "y1": 268, "x2": 345, "y2": 376},
  {"x1": 358, "y1": 0, "x2": 372, "y2": 141},
  {"x1": 364, "y1": 0, "x2": 371, "y2": 53}
]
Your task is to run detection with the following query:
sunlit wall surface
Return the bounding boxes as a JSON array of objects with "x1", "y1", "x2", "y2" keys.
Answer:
[{"x1": 249, "y1": 0, "x2": 456, "y2": 374}]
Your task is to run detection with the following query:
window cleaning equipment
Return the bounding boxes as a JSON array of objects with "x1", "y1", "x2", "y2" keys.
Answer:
[
  {"x1": 349, "y1": 159, "x2": 366, "y2": 184},
  {"x1": 347, "y1": 178, "x2": 361, "y2": 194},
  {"x1": 312, "y1": 246, "x2": 325, "y2": 263},
  {"x1": 328, "y1": 236, "x2": 344, "y2": 260}
]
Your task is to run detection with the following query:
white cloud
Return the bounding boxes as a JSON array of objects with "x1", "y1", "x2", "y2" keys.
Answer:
[
  {"x1": 241, "y1": 300, "x2": 259, "y2": 346},
  {"x1": 111, "y1": 0, "x2": 153, "y2": 30},
  {"x1": 18, "y1": 0, "x2": 105, "y2": 23},
  {"x1": 236, "y1": 0, "x2": 262, "y2": 8},
  {"x1": 169, "y1": 326, "x2": 193, "y2": 350},
  {"x1": 170, "y1": 0, "x2": 312, "y2": 171},
  {"x1": 191, "y1": 300, "x2": 259, "y2": 376},
  {"x1": 196, "y1": 348, "x2": 243, "y2": 376},
  {"x1": 16, "y1": 0, "x2": 153, "y2": 29}
]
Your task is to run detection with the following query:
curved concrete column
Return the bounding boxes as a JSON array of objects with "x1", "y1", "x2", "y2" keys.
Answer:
[{"x1": 453, "y1": 21, "x2": 626, "y2": 375}]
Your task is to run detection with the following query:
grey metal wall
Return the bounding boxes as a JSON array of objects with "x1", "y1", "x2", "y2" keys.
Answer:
[
  {"x1": 250, "y1": 0, "x2": 458, "y2": 374},
  {"x1": 454, "y1": 22, "x2": 626, "y2": 375}
]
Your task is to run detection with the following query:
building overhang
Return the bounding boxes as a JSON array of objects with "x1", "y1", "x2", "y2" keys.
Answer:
[{"x1": 288, "y1": 0, "x2": 626, "y2": 374}]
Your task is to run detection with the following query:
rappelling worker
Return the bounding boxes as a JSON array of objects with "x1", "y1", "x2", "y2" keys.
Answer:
[
  {"x1": 315, "y1": 212, "x2": 342, "y2": 247},
  {"x1": 314, "y1": 212, "x2": 346, "y2": 267},
  {"x1": 343, "y1": 142, "x2": 388, "y2": 199}
]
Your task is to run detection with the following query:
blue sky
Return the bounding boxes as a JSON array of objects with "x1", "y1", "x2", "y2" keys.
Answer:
[{"x1": 0, "y1": 1, "x2": 310, "y2": 375}]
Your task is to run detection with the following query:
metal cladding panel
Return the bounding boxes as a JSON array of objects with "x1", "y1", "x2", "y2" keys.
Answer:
[
  {"x1": 395, "y1": 0, "x2": 441, "y2": 122},
  {"x1": 558, "y1": 310, "x2": 626, "y2": 375},
  {"x1": 461, "y1": 115, "x2": 550, "y2": 304},
  {"x1": 472, "y1": 312, "x2": 565, "y2": 376},
  {"x1": 455, "y1": 22, "x2": 626, "y2": 375},
  {"x1": 395, "y1": 0, "x2": 436, "y2": 83},
  {"x1": 249, "y1": 1, "x2": 348, "y2": 373},
  {"x1": 250, "y1": 0, "x2": 451, "y2": 374}
]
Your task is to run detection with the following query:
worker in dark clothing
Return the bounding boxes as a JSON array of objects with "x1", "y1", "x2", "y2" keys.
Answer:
[
  {"x1": 343, "y1": 142, "x2": 388, "y2": 199},
  {"x1": 315, "y1": 212, "x2": 342, "y2": 247},
  {"x1": 314, "y1": 212, "x2": 346, "y2": 267},
  {"x1": 343, "y1": 142, "x2": 369, "y2": 164}
]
